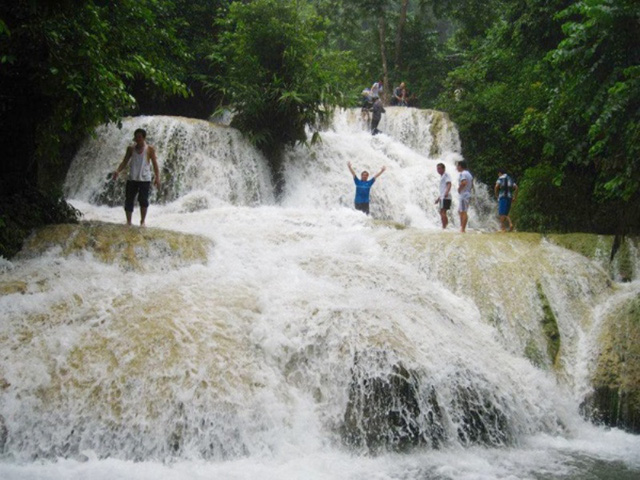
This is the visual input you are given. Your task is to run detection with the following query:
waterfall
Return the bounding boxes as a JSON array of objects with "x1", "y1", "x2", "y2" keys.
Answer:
[
  {"x1": 1, "y1": 110, "x2": 639, "y2": 479},
  {"x1": 64, "y1": 109, "x2": 496, "y2": 230}
]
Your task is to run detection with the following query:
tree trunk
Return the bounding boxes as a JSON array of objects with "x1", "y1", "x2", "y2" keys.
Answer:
[
  {"x1": 378, "y1": 16, "x2": 390, "y2": 104},
  {"x1": 394, "y1": 0, "x2": 409, "y2": 71}
]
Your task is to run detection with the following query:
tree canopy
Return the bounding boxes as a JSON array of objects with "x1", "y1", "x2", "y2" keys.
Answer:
[
  {"x1": 210, "y1": 0, "x2": 358, "y2": 175},
  {"x1": 1, "y1": 0, "x2": 639, "y2": 257}
]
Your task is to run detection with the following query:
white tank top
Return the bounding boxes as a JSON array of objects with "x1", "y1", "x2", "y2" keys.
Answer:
[{"x1": 128, "y1": 144, "x2": 152, "y2": 182}]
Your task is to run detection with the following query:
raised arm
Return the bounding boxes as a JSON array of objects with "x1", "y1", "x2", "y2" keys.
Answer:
[
  {"x1": 373, "y1": 165, "x2": 386, "y2": 179},
  {"x1": 113, "y1": 146, "x2": 133, "y2": 179},
  {"x1": 347, "y1": 161, "x2": 357, "y2": 178}
]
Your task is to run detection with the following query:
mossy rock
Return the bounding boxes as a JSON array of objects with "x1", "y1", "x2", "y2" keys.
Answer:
[
  {"x1": 537, "y1": 282, "x2": 561, "y2": 368},
  {"x1": 582, "y1": 294, "x2": 640, "y2": 433},
  {"x1": 341, "y1": 349, "x2": 445, "y2": 453},
  {"x1": 19, "y1": 221, "x2": 211, "y2": 272},
  {"x1": 546, "y1": 234, "x2": 638, "y2": 282}
]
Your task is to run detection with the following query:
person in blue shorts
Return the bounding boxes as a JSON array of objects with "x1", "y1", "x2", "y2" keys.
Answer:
[
  {"x1": 347, "y1": 161, "x2": 386, "y2": 215},
  {"x1": 494, "y1": 168, "x2": 518, "y2": 231}
]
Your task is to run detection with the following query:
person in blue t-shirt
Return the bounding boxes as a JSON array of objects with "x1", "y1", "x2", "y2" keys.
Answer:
[{"x1": 347, "y1": 161, "x2": 386, "y2": 215}]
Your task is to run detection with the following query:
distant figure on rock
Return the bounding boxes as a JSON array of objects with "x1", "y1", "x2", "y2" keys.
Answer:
[
  {"x1": 495, "y1": 168, "x2": 518, "y2": 232},
  {"x1": 435, "y1": 163, "x2": 452, "y2": 229},
  {"x1": 360, "y1": 88, "x2": 373, "y2": 123},
  {"x1": 371, "y1": 79, "x2": 384, "y2": 100},
  {"x1": 113, "y1": 128, "x2": 161, "y2": 226},
  {"x1": 371, "y1": 97, "x2": 386, "y2": 135},
  {"x1": 391, "y1": 82, "x2": 407, "y2": 106},
  {"x1": 347, "y1": 161, "x2": 386, "y2": 215},
  {"x1": 456, "y1": 161, "x2": 473, "y2": 233}
]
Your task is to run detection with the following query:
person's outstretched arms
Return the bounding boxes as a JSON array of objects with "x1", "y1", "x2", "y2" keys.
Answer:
[
  {"x1": 373, "y1": 166, "x2": 386, "y2": 179},
  {"x1": 347, "y1": 161, "x2": 357, "y2": 178}
]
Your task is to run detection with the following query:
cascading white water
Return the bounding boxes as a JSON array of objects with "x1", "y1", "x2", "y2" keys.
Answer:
[{"x1": 1, "y1": 109, "x2": 639, "y2": 480}]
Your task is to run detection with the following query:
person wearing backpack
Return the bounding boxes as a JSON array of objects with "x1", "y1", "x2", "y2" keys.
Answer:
[{"x1": 494, "y1": 168, "x2": 518, "y2": 232}]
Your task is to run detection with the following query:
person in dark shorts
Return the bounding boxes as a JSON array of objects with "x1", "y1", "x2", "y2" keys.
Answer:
[
  {"x1": 434, "y1": 163, "x2": 452, "y2": 229},
  {"x1": 371, "y1": 97, "x2": 386, "y2": 135},
  {"x1": 494, "y1": 168, "x2": 518, "y2": 231},
  {"x1": 113, "y1": 128, "x2": 161, "y2": 226},
  {"x1": 347, "y1": 161, "x2": 386, "y2": 215}
]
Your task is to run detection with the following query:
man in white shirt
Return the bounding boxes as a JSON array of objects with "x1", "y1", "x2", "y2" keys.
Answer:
[
  {"x1": 456, "y1": 161, "x2": 473, "y2": 233},
  {"x1": 434, "y1": 163, "x2": 452, "y2": 229},
  {"x1": 113, "y1": 128, "x2": 161, "y2": 226}
]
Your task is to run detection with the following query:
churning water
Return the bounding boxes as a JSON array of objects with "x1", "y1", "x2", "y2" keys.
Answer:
[{"x1": 1, "y1": 109, "x2": 639, "y2": 479}]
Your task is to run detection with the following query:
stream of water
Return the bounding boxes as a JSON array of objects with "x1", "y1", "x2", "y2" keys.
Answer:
[{"x1": 1, "y1": 109, "x2": 638, "y2": 479}]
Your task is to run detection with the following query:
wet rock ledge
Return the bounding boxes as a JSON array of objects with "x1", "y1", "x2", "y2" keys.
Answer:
[{"x1": 19, "y1": 221, "x2": 211, "y2": 272}]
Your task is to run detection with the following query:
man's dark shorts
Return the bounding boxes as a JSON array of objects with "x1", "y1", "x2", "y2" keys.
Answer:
[
  {"x1": 355, "y1": 202, "x2": 370, "y2": 215},
  {"x1": 125, "y1": 180, "x2": 151, "y2": 212},
  {"x1": 439, "y1": 198, "x2": 452, "y2": 211}
]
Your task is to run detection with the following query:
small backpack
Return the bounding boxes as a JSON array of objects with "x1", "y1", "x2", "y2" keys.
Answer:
[{"x1": 500, "y1": 175, "x2": 513, "y2": 196}]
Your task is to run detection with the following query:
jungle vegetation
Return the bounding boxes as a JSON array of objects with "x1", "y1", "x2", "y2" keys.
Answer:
[{"x1": 1, "y1": 0, "x2": 638, "y2": 257}]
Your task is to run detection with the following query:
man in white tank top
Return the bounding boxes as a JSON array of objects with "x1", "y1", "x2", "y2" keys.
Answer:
[{"x1": 113, "y1": 128, "x2": 161, "y2": 226}]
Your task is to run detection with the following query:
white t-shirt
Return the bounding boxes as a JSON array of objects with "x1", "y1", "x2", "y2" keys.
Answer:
[
  {"x1": 371, "y1": 82, "x2": 383, "y2": 98},
  {"x1": 459, "y1": 170, "x2": 473, "y2": 197},
  {"x1": 439, "y1": 172, "x2": 452, "y2": 199}
]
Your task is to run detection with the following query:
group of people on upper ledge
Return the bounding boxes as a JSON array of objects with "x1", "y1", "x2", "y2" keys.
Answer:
[
  {"x1": 347, "y1": 158, "x2": 519, "y2": 234},
  {"x1": 360, "y1": 79, "x2": 418, "y2": 135}
]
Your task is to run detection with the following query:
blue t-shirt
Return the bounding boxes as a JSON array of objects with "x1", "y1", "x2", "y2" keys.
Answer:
[{"x1": 354, "y1": 177, "x2": 375, "y2": 203}]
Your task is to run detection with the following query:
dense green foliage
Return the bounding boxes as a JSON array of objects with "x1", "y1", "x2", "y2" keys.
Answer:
[
  {"x1": 0, "y1": 0, "x2": 190, "y2": 192},
  {"x1": 210, "y1": 0, "x2": 358, "y2": 182},
  {"x1": 1, "y1": 0, "x2": 639, "y2": 259},
  {"x1": 436, "y1": 0, "x2": 640, "y2": 234}
]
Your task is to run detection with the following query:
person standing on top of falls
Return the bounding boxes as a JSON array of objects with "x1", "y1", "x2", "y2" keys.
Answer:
[
  {"x1": 113, "y1": 128, "x2": 161, "y2": 226},
  {"x1": 494, "y1": 168, "x2": 518, "y2": 232},
  {"x1": 434, "y1": 163, "x2": 452, "y2": 229},
  {"x1": 391, "y1": 82, "x2": 407, "y2": 106},
  {"x1": 347, "y1": 161, "x2": 386, "y2": 215},
  {"x1": 371, "y1": 79, "x2": 383, "y2": 100},
  {"x1": 456, "y1": 160, "x2": 473, "y2": 233},
  {"x1": 371, "y1": 97, "x2": 386, "y2": 135}
]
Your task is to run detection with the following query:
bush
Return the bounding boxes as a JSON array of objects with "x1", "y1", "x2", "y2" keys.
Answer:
[{"x1": 0, "y1": 189, "x2": 81, "y2": 259}]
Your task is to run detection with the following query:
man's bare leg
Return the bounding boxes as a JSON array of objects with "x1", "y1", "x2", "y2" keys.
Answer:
[
  {"x1": 440, "y1": 210, "x2": 449, "y2": 229},
  {"x1": 140, "y1": 207, "x2": 148, "y2": 227},
  {"x1": 460, "y1": 211, "x2": 468, "y2": 233},
  {"x1": 499, "y1": 215, "x2": 507, "y2": 232}
]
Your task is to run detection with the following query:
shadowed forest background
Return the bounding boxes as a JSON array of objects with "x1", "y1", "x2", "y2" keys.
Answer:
[{"x1": 1, "y1": 0, "x2": 638, "y2": 258}]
